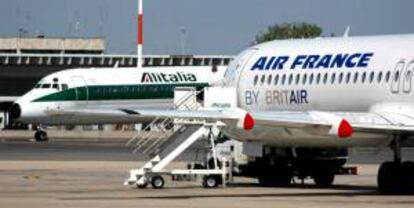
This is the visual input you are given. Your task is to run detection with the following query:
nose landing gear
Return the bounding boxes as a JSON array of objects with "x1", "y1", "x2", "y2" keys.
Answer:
[{"x1": 34, "y1": 126, "x2": 48, "y2": 142}]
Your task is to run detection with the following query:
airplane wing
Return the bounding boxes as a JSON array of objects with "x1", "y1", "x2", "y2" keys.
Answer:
[{"x1": 46, "y1": 107, "x2": 414, "y2": 139}]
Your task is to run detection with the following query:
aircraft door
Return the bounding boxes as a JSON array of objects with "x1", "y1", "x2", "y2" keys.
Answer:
[
  {"x1": 402, "y1": 61, "x2": 414, "y2": 93},
  {"x1": 391, "y1": 60, "x2": 405, "y2": 94},
  {"x1": 71, "y1": 76, "x2": 89, "y2": 104}
]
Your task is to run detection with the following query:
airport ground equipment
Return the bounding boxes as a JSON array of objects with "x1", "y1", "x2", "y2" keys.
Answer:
[{"x1": 124, "y1": 87, "x2": 233, "y2": 188}]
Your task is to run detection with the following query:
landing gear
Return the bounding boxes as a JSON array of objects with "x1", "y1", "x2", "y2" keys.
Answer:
[
  {"x1": 313, "y1": 170, "x2": 335, "y2": 187},
  {"x1": 136, "y1": 182, "x2": 148, "y2": 189},
  {"x1": 377, "y1": 134, "x2": 414, "y2": 194},
  {"x1": 257, "y1": 159, "x2": 292, "y2": 187},
  {"x1": 34, "y1": 130, "x2": 48, "y2": 142}
]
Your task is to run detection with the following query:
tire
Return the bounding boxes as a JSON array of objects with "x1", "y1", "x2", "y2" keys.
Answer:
[
  {"x1": 402, "y1": 161, "x2": 414, "y2": 194},
  {"x1": 378, "y1": 162, "x2": 402, "y2": 195},
  {"x1": 202, "y1": 175, "x2": 219, "y2": 188},
  {"x1": 313, "y1": 171, "x2": 335, "y2": 187},
  {"x1": 258, "y1": 171, "x2": 291, "y2": 187},
  {"x1": 137, "y1": 182, "x2": 148, "y2": 189},
  {"x1": 34, "y1": 131, "x2": 48, "y2": 142},
  {"x1": 151, "y1": 175, "x2": 165, "y2": 189}
]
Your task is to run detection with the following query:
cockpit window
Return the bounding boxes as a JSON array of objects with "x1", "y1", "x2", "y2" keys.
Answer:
[
  {"x1": 61, "y1": 84, "x2": 68, "y2": 90},
  {"x1": 34, "y1": 84, "x2": 41, "y2": 88},
  {"x1": 41, "y1": 84, "x2": 51, "y2": 88},
  {"x1": 52, "y1": 84, "x2": 59, "y2": 90}
]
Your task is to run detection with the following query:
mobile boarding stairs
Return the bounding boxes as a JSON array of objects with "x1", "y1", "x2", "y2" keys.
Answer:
[{"x1": 124, "y1": 87, "x2": 237, "y2": 189}]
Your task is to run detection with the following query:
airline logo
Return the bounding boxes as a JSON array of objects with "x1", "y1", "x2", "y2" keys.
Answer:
[
  {"x1": 141, "y1": 72, "x2": 197, "y2": 83},
  {"x1": 251, "y1": 52, "x2": 374, "y2": 71}
]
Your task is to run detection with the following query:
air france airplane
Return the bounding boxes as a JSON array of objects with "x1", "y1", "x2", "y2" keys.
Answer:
[
  {"x1": 11, "y1": 34, "x2": 414, "y2": 194},
  {"x1": 9, "y1": 66, "x2": 224, "y2": 140}
]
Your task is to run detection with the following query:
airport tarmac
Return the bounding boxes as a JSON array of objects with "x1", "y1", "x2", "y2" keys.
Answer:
[{"x1": 1, "y1": 133, "x2": 414, "y2": 208}]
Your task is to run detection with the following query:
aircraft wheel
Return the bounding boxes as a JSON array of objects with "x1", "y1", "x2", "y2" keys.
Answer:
[
  {"x1": 313, "y1": 171, "x2": 335, "y2": 187},
  {"x1": 202, "y1": 175, "x2": 219, "y2": 188},
  {"x1": 137, "y1": 182, "x2": 148, "y2": 189},
  {"x1": 34, "y1": 131, "x2": 48, "y2": 142},
  {"x1": 402, "y1": 161, "x2": 414, "y2": 194},
  {"x1": 151, "y1": 175, "x2": 165, "y2": 189},
  {"x1": 378, "y1": 162, "x2": 403, "y2": 194},
  {"x1": 258, "y1": 170, "x2": 291, "y2": 187}
]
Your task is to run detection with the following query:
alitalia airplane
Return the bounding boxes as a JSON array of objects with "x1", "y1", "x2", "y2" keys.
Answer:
[
  {"x1": 10, "y1": 34, "x2": 414, "y2": 194},
  {"x1": 8, "y1": 66, "x2": 225, "y2": 140}
]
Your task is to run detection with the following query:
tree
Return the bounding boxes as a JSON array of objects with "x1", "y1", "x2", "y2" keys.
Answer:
[{"x1": 254, "y1": 22, "x2": 323, "y2": 44}]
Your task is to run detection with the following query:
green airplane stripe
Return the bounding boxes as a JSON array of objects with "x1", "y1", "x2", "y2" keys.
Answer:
[{"x1": 33, "y1": 83, "x2": 209, "y2": 102}]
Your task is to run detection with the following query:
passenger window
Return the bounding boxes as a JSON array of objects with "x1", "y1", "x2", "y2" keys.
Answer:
[
  {"x1": 260, "y1": 75, "x2": 266, "y2": 85},
  {"x1": 288, "y1": 74, "x2": 293, "y2": 85},
  {"x1": 377, "y1": 72, "x2": 383, "y2": 83},
  {"x1": 281, "y1": 74, "x2": 286, "y2": 85},
  {"x1": 394, "y1": 71, "x2": 400, "y2": 82},
  {"x1": 369, "y1": 71, "x2": 375, "y2": 83},
  {"x1": 323, "y1": 73, "x2": 328, "y2": 84},
  {"x1": 267, "y1": 75, "x2": 272, "y2": 85},
  {"x1": 385, "y1": 71, "x2": 391, "y2": 83},
  {"x1": 346, "y1": 72, "x2": 351, "y2": 84},
  {"x1": 353, "y1": 72, "x2": 359, "y2": 83},
  {"x1": 295, "y1": 74, "x2": 300, "y2": 85},
  {"x1": 316, "y1": 73, "x2": 321, "y2": 84},
  {"x1": 361, "y1": 72, "x2": 366, "y2": 83},
  {"x1": 330, "y1": 73, "x2": 336, "y2": 84},
  {"x1": 303, "y1": 74, "x2": 307, "y2": 85},
  {"x1": 253, "y1": 75, "x2": 258, "y2": 86},
  {"x1": 338, "y1": 72, "x2": 343, "y2": 84},
  {"x1": 274, "y1": 75, "x2": 279, "y2": 85},
  {"x1": 309, "y1": 73, "x2": 314, "y2": 85}
]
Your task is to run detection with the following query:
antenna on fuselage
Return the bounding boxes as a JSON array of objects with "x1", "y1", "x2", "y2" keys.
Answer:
[
  {"x1": 343, "y1": 26, "x2": 351, "y2": 38},
  {"x1": 137, "y1": 0, "x2": 144, "y2": 68}
]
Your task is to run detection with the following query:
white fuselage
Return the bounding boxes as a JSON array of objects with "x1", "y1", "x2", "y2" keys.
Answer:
[
  {"x1": 14, "y1": 66, "x2": 224, "y2": 124},
  {"x1": 221, "y1": 34, "x2": 414, "y2": 147}
]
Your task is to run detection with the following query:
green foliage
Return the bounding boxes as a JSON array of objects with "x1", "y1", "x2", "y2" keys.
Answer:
[{"x1": 254, "y1": 22, "x2": 323, "y2": 44}]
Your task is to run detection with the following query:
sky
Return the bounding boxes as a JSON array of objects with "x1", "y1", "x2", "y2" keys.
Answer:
[{"x1": 1, "y1": 0, "x2": 414, "y2": 55}]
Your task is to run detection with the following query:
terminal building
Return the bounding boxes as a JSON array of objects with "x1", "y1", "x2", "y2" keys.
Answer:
[{"x1": 0, "y1": 36, "x2": 233, "y2": 128}]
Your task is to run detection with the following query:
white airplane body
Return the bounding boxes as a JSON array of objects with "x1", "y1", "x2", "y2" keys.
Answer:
[
  {"x1": 12, "y1": 66, "x2": 224, "y2": 124},
  {"x1": 11, "y1": 34, "x2": 414, "y2": 194},
  {"x1": 221, "y1": 35, "x2": 414, "y2": 147}
]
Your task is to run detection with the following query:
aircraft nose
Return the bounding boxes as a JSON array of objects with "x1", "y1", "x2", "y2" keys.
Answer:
[{"x1": 9, "y1": 103, "x2": 21, "y2": 120}]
